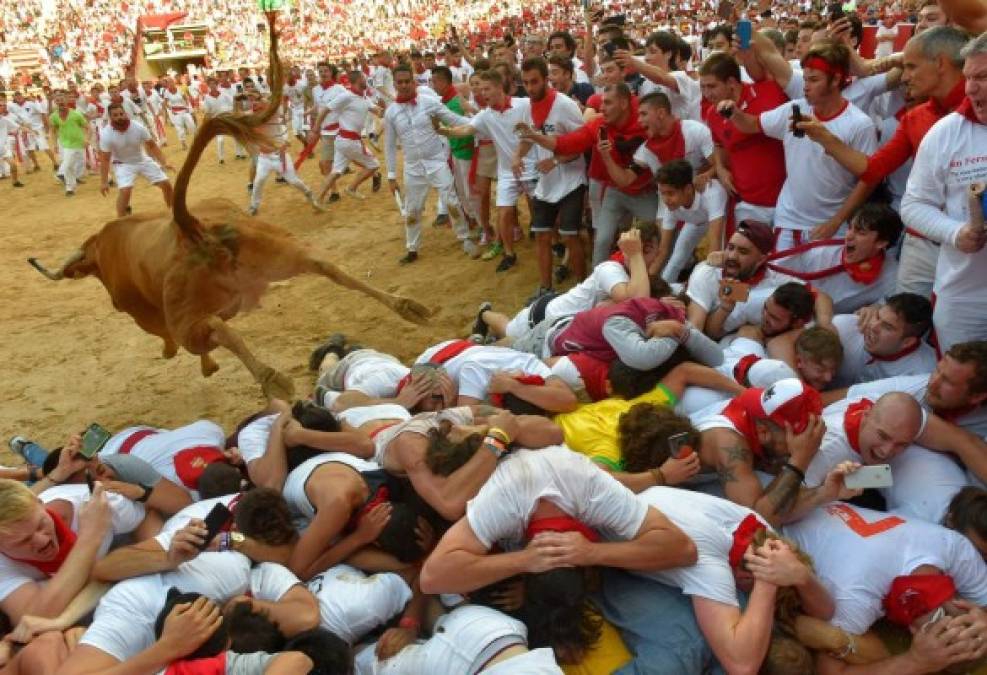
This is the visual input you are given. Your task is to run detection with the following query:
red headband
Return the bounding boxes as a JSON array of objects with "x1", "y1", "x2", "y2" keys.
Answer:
[
  {"x1": 883, "y1": 574, "x2": 956, "y2": 626},
  {"x1": 729, "y1": 513, "x2": 767, "y2": 568},
  {"x1": 525, "y1": 516, "x2": 600, "y2": 543},
  {"x1": 803, "y1": 56, "x2": 848, "y2": 85}
]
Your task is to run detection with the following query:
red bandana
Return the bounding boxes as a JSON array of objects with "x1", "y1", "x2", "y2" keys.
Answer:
[
  {"x1": 645, "y1": 119, "x2": 686, "y2": 163},
  {"x1": 111, "y1": 120, "x2": 131, "y2": 132},
  {"x1": 728, "y1": 513, "x2": 767, "y2": 568},
  {"x1": 320, "y1": 79, "x2": 335, "y2": 89},
  {"x1": 489, "y1": 97, "x2": 512, "y2": 112},
  {"x1": 883, "y1": 574, "x2": 956, "y2": 626},
  {"x1": 395, "y1": 94, "x2": 417, "y2": 105},
  {"x1": 802, "y1": 57, "x2": 848, "y2": 89},
  {"x1": 841, "y1": 248, "x2": 884, "y2": 285},
  {"x1": 530, "y1": 88, "x2": 558, "y2": 129},
  {"x1": 843, "y1": 398, "x2": 874, "y2": 454},
  {"x1": 349, "y1": 485, "x2": 391, "y2": 532},
  {"x1": 490, "y1": 375, "x2": 546, "y2": 408},
  {"x1": 733, "y1": 354, "x2": 762, "y2": 387},
  {"x1": 525, "y1": 516, "x2": 600, "y2": 543},
  {"x1": 721, "y1": 384, "x2": 822, "y2": 457},
  {"x1": 956, "y1": 96, "x2": 983, "y2": 125},
  {"x1": 441, "y1": 88, "x2": 457, "y2": 104},
  {"x1": 568, "y1": 353, "x2": 611, "y2": 402},
  {"x1": 10, "y1": 509, "x2": 77, "y2": 577},
  {"x1": 173, "y1": 446, "x2": 227, "y2": 490},
  {"x1": 165, "y1": 652, "x2": 227, "y2": 675},
  {"x1": 720, "y1": 389, "x2": 768, "y2": 457}
]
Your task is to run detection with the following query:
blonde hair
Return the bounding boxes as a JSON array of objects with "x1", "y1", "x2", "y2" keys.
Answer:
[{"x1": 0, "y1": 479, "x2": 40, "y2": 532}]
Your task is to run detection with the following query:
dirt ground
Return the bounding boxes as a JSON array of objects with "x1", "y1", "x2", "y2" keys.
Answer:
[{"x1": 0, "y1": 127, "x2": 553, "y2": 461}]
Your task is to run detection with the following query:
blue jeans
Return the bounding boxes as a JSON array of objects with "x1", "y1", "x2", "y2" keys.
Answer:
[
  {"x1": 594, "y1": 569, "x2": 724, "y2": 675},
  {"x1": 20, "y1": 442, "x2": 50, "y2": 469}
]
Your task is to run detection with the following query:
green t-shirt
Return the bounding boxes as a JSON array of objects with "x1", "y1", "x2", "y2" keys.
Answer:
[
  {"x1": 49, "y1": 109, "x2": 88, "y2": 150},
  {"x1": 445, "y1": 95, "x2": 473, "y2": 161}
]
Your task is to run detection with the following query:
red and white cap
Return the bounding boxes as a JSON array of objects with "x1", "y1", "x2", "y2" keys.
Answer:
[{"x1": 758, "y1": 378, "x2": 822, "y2": 434}]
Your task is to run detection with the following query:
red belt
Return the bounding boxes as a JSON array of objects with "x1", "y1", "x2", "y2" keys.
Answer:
[
  {"x1": 118, "y1": 428, "x2": 159, "y2": 454},
  {"x1": 338, "y1": 129, "x2": 361, "y2": 140},
  {"x1": 171, "y1": 107, "x2": 188, "y2": 113}
]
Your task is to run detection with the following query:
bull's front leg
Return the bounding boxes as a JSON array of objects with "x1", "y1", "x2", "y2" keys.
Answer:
[
  {"x1": 201, "y1": 316, "x2": 294, "y2": 400},
  {"x1": 305, "y1": 257, "x2": 432, "y2": 325}
]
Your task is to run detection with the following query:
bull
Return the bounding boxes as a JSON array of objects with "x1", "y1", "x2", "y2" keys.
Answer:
[{"x1": 27, "y1": 13, "x2": 430, "y2": 400}]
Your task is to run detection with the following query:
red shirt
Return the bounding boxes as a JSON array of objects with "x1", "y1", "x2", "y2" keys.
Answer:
[
  {"x1": 704, "y1": 79, "x2": 788, "y2": 207},
  {"x1": 859, "y1": 79, "x2": 967, "y2": 185}
]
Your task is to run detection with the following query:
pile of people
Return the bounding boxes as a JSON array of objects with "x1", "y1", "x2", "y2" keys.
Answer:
[{"x1": 3, "y1": 0, "x2": 987, "y2": 673}]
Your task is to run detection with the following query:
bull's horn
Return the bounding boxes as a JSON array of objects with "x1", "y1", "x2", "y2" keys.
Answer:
[{"x1": 27, "y1": 249, "x2": 84, "y2": 280}]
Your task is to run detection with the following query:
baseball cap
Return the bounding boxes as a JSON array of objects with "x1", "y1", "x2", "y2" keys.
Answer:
[
  {"x1": 883, "y1": 574, "x2": 956, "y2": 626},
  {"x1": 747, "y1": 359, "x2": 798, "y2": 390},
  {"x1": 735, "y1": 220, "x2": 775, "y2": 255},
  {"x1": 759, "y1": 378, "x2": 822, "y2": 434}
]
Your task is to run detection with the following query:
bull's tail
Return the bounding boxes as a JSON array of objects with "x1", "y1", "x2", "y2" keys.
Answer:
[{"x1": 171, "y1": 10, "x2": 285, "y2": 245}]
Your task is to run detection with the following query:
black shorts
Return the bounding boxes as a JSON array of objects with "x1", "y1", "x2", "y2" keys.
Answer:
[{"x1": 531, "y1": 184, "x2": 587, "y2": 236}]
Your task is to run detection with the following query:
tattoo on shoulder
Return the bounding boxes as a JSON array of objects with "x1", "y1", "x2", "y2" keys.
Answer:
[
  {"x1": 721, "y1": 445, "x2": 752, "y2": 466},
  {"x1": 717, "y1": 465, "x2": 737, "y2": 484}
]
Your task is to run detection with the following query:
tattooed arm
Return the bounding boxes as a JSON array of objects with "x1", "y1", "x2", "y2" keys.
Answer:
[{"x1": 716, "y1": 443, "x2": 804, "y2": 528}]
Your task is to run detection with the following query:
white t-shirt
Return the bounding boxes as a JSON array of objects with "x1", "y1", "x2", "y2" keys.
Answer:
[
  {"x1": 0, "y1": 484, "x2": 146, "y2": 602},
  {"x1": 875, "y1": 25, "x2": 898, "y2": 59},
  {"x1": 782, "y1": 503, "x2": 987, "y2": 634},
  {"x1": 686, "y1": 263, "x2": 802, "y2": 334},
  {"x1": 632, "y1": 119, "x2": 713, "y2": 174},
  {"x1": 329, "y1": 90, "x2": 372, "y2": 135},
  {"x1": 312, "y1": 82, "x2": 347, "y2": 135},
  {"x1": 307, "y1": 564, "x2": 411, "y2": 644},
  {"x1": 162, "y1": 89, "x2": 190, "y2": 112},
  {"x1": 528, "y1": 93, "x2": 587, "y2": 203},
  {"x1": 760, "y1": 99, "x2": 877, "y2": 232},
  {"x1": 200, "y1": 92, "x2": 234, "y2": 118},
  {"x1": 542, "y1": 260, "x2": 629, "y2": 322},
  {"x1": 467, "y1": 98, "x2": 536, "y2": 178},
  {"x1": 466, "y1": 446, "x2": 649, "y2": 550},
  {"x1": 886, "y1": 445, "x2": 973, "y2": 524},
  {"x1": 153, "y1": 493, "x2": 242, "y2": 551},
  {"x1": 770, "y1": 243, "x2": 897, "y2": 314},
  {"x1": 639, "y1": 69, "x2": 702, "y2": 121},
  {"x1": 98, "y1": 121, "x2": 152, "y2": 164},
  {"x1": 236, "y1": 414, "x2": 277, "y2": 466},
  {"x1": 284, "y1": 79, "x2": 308, "y2": 108},
  {"x1": 656, "y1": 180, "x2": 727, "y2": 229},
  {"x1": 415, "y1": 341, "x2": 554, "y2": 400},
  {"x1": 830, "y1": 313, "x2": 938, "y2": 388},
  {"x1": 636, "y1": 487, "x2": 770, "y2": 606}
]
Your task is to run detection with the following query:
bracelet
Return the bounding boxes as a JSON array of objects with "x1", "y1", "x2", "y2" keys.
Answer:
[
  {"x1": 484, "y1": 438, "x2": 507, "y2": 459},
  {"x1": 135, "y1": 483, "x2": 153, "y2": 503},
  {"x1": 218, "y1": 532, "x2": 231, "y2": 552},
  {"x1": 832, "y1": 632, "x2": 857, "y2": 660},
  {"x1": 398, "y1": 616, "x2": 420, "y2": 632},
  {"x1": 649, "y1": 467, "x2": 666, "y2": 486},
  {"x1": 487, "y1": 427, "x2": 512, "y2": 446},
  {"x1": 782, "y1": 462, "x2": 806, "y2": 483}
]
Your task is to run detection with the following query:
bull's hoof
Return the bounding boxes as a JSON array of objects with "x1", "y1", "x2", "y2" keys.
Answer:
[
  {"x1": 391, "y1": 296, "x2": 432, "y2": 325},
  {"x1": 200, "y1": 354, "x2": 220, "y2": 377},
  {"x1": 162, "y1": 342, "x2": 179, "y2": 359},
  {"x1": 260, "y1": 367, "x2": 295, "y2": 401}
]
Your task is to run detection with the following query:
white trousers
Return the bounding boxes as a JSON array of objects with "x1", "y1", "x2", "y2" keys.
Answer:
[
  {"x1": 59, "y1": 147, "x2": 85, "y2": 190},
  {"x1": 403, "y1": 162, "x2": 469, "y2": 251},
  {"x1": 895, "y1": 233, "x2": 938, "y2": 299},
  {"x1": 251, "y1": 151, "x2": 310, "y2": 209}
]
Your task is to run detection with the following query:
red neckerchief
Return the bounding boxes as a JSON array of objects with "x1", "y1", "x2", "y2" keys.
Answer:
[
  {"x1": 842, "y1": 247, "x2": 885, "y2": 284},
  {"x1": 814, "y1": 98, "x2": 850, "y2": 123},
  {"x1": 956, "y1": 97, "x2": 983, "y2": 125},
  {"x1": 165, "y1": 652, "x2": 227, "y2": 675},
  {"x1": 395, "y1": 94, "x2": 417, "y2": 105},
  {"x1": 490, "y1": 375, "x2": 545, "y2": 408},
  {"x1": 733, "y1": 354, "x2": 762, "y2": 387},
  {"x1": 728, "y1": 513, "x2": 766, "y2": 567},
  {"x1": 111, "y1": 120, "x2": 131, "y2": 132},
  {"x1": 525, "y1": 516, "x2": 600, "y2": 543},
  {"x1": 609, "y1": 251, "x2": 625, "y2": 265},
  {"x1": 894, "y1": 106, "x2": 908, "y2": 122},
  {"x1": 413, "y1": 63, "x2": 425, "y2": 74},
  {"x1": 10, "y1": 508, "x2": 77, "y2": 577},
  {"x1": 883, "y1": 574, "x2": 956, "y2": 627},
  {"x1": 440, "y1": 88, "x2": 457, "y2": 104},
  {"x1": 843, "y1": 398, "x2": 873, "y2": 454},
  {"x1": 867, "y1": 340, "x2": 921, "y2": 364},
  {"x1": 567, "y1": 353, "x2": 610, "y2": 402},
  {"x1": 286, "y1": 76, "x2": 297, "y2": 86},
  {"x1": 731, "y1": 263, "x2": 767, "y2": 287},
  {"x1": 645, "y1": 118, "x2": 686, "y2": 163},
  {"x1": 720, "y1": 388, "x2": 768, "y2": 457},
  {"x1": 930, "y1": 79, "x2": 967, "y2": 117},
  {"x1": 768, "y1": 239, "x2": 883, "y2": 284},
  {"x1": 319, "y1": 79, "x2": 335, "y2": 89},
  {"x1": 530, "y1": 88, "x2": 557, "y2": 129},
  {"x1": 489, "y1": 96, "x2": 512, "y2": 112}
]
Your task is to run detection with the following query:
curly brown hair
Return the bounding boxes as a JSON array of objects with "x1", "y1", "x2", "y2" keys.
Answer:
[
  {"x1": 425, "y1": 420, "x2": 484, "y2": 476},
  {"x1": 617, "y1": 403, "x2": 699, "y2": 473},
  {"x1": 235, "y1": 487, "x2": 296, "y2": 546}
]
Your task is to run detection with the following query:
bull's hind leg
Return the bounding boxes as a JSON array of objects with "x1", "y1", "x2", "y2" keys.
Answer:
[
  {"x1": 200, "y1": 353, "x2": 219, "y2": 376},
  {"x1": 202, "y1": 316, "x2": 294, "y2": 400},
  {"x1": 303, "y1": 257, "x2": 432, "y2": 325}
]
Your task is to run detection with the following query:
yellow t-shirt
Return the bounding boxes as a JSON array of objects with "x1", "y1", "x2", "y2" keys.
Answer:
[
  {"x1": 561, "y1": 615, "x2": 633, "y2": 675},
  {"x1": 555, "y1": 384, "x2": 677, "y2": 471}
]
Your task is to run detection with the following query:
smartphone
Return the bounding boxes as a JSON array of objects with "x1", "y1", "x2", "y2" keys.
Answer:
[
  {"x1": 198, "y1": 502, "x2": 234, "y2": 550},
  {"x1": 604, "y1": 13, "x2": 627, "y2": 26},
  {"x1": 737, "y1": 19, "x2": 752, "y2": 49},
  {"x1": 85, "y1": 469, "x2": 95, "y2": 495},
  {"x1": 668, "y1": 432, "x2": 693, "y2": 459},
  {"x1": 598, "y1": 125, "x2": 608, "y2": 142},
  {"x1": 80, "y1": 423, "x2": 112, "y2": 459},
  {"x1": 844, "y1": 464, "x2": 893, "y2": 490},
  {"x1": 719, "y1": 103, "x2": 734, "y2": 119},
  {"x1": 718, "y1": 279, "x2": 751, "y2": 302},
  {"x1": 791, "y1": 104, "x2": 805, "y2": 138},
  {"x1": 602, "y1": 41, "x2": 617, "y2": 57}
]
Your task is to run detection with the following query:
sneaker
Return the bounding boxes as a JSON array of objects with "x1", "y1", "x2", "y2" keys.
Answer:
[
  {"x1": 463, "y1": 239, "x2": 481, "y2": 259},
  {"x1": 472, "y1": 302, "x2": 492, "y2": 339},
  {"x1": 8, "y1": 436, "x2": 29, "y2": 458},
  {"x1": 247, "y1": 205, "x2": 258, "y2": 216},
  {"x1": 55, "y1": 174, "x2": 65, "y2": 184},
  {"x1": 372, "y1": 173, "x2": 382, "y2": 192},
  {"x1": 344, "y1": 187, "x2": 365, "y2": 200},
  {"x1": 65, "y1": 190, "x2": 75, "y2": 196},
  {"x1": 481, "y1": 241, "x2": 503, "y2": 261},
  {"x1": 552, "y1": 243, "x2": 566, "y2": 258},
  {"x1": 219, "y1": 159, "x2": 225, "y2": 165},
  {"x1": 328, "y1": 192, "x2": 341, "y2": 203},
  {"x1": 313, "y1": 384, "x2": 330, "y2": 407},
  {"x1": 246, "y1": 182, "x2": 254, "y2": 193},
  {"x1": 308, "y1": 333, "x2": 347, "y2": 371},
  {"x1": 399, "y1": 251, "x2": 418, "y2": 265},
  {"x1": 496, "y1": 254, "x2": 518, "y2": 273},
  {"x1": 525, "y1": 286, "x2": 553, "y2": 305},
  {"x1": 432, "y1": 214, "x2": 450, "y2": 228},
  {"x1": 12, "y1": 181, "x2": 24, "y2": 188},
  {"x1": 554, "y1": 264, "x2": 571, "y2": 284}
]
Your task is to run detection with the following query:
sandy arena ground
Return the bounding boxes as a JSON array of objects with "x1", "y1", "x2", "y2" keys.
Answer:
[{"x1": 0, "y1": 127, "x2": 553, "y2": 461}]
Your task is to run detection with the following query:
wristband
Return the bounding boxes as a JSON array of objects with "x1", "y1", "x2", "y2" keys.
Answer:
[
  {"x1": 487, "y1": 427, "x2": 512, "y2": 445},
  {"x1": 782, "y1": 462, "x2": 806, "y2": 483},
  {"x1": 218, "y1": 532, "x2": 231, "y2": 552},
  {"x1": 484, "y1": 437, "x2": 507, "y2": 459},
  {"x1": 135, "y1": 483, "x2": 153, "y2": 503},
  {"x1": 398, "y1": 616, "x2": 420, "y2": 632}
]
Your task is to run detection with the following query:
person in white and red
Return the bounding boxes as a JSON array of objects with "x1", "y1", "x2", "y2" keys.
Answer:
[
  {"x1": 438, "y1": 69, "x2": 537, "y2": 273},
  {"x1": 383, "y1": 64, "x2": 475, "y2": 265},
  {"x1": 161, "y1": 78, "x2": 196, "y2": 151},
  {"x1": 828, "y1": 293, "x2": 938, "y2": 388},
  {"x1": 310, "y1": 63, "x2": 346, "y2": 194},
  {"x1": 721, "y1": 41, "x2": 877, "y2": 251},
  {"x1": 619, "y1": 31, "x2": 702, "y2": 122},
  {"x1": 98, "y1": 103, "x2": 174, "y2": 218},
  {"x1": 686, "y1": 221, "x2": 811, "y2": 340},
  {"x1": 782, "y1": 502, "x2": 987, "y2": 673},
  {"x1": 768, "y1": 202, "x2": 901, "y2": 314},
  {"x1": 518, "y1": 82, "x2": 654, "y2": 268},
  {"x1": 900, "y1": 34, "x2": 987, "y2": 354},
  {"x1": 199, "y1": 76, "x2": 235, "y2": 164},
  {"x1": 315, "y1": 70, "x2": 380, "y2": 203},
  {"x1": 512, "y1": 57, "x2": 587, "y2": 295}
]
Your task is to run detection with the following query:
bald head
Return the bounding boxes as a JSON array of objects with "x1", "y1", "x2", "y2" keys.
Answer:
[{"x1": 859, "y1": 393, "x2": 924, "y2": 464}]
